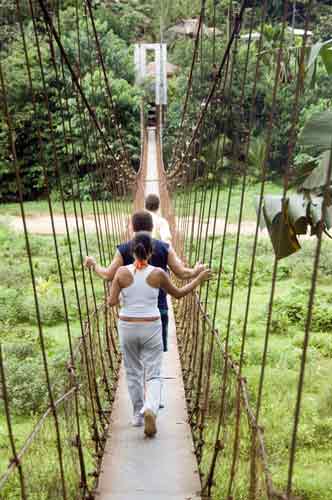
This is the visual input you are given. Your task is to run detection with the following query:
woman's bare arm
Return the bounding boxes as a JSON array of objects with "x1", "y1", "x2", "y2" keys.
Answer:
[
  {"x1": 107, "y1": 267, "x2": 132, "y2": 306},
  {"x1": 167, "y1": 248, "x2": 207, "y2": 279},
  {"x1": 108, "y1": 272, "x2": 122, "y2": 306},
  {"x1": 149, "y1": 268, "x2": 211, "y2": 299}
]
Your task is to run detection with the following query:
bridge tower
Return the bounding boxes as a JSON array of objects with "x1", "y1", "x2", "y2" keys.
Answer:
[{"x1": 134, "y1": 43, "x2": 168, "y2": 138}]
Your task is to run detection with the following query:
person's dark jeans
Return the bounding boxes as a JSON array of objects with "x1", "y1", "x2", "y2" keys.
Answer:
[{"x1": 160, "y1": 310, "x2": 169, "y2": 352}]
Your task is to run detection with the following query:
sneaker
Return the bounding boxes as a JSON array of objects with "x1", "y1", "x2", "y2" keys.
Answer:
[
  {"x1": 132, "y1": 414, "x2": 144, "y2": 427},
  {"x1": 144, "y1": 409, "x2": 157, "y2": 437}
]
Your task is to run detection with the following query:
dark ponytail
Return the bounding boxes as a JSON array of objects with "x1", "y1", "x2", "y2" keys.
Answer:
[
  {"x1": 133, "y1": 232, "x2": 152, "y2": 261},
  {"x1": 134, "y1": 242, "x2": 147, "y2": 261}
]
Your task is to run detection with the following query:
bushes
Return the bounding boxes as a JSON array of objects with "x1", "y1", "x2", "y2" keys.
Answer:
[
  {"x1": 203, "y1": 229, "x2": 332, "y2": 497},
  {"x1": 3, "y1": 356, "x2": 49, "y2": 415},
  {"x1": 293, "y1": 332, "x2": 332, "y2": 359},
  {"x1": 0, "y1": 220, "x2": 111, "y2": 421},
  {"x1": 1, "y1": 329, "x2": 68, "y2": 416},
  {"x1": 0, "y1": 282, "x2": 81, "y2": 326},
  {"x1": 274, "y1": 286, "x2": 332, "y2": 336},
  {"x1": 274, "y1": 286, "x2": 307, "y2": 324},
  {"x1": 0, "y1": 225, "x2": 105, "y2": 329},
  {"x1": 311, "y1": 305, "x2": 332, "y2": 332}
]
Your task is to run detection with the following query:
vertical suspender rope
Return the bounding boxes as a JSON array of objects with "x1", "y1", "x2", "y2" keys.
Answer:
[
  {"x1": 195, "y1": 29, "x2": 241, "y2": 441},
  {"x1": 171, "y1": 0, "x2": 206, "y2": 169},
  {"x1": 0, "y1": 54, "x2": 68, "y2": 500},
  {"x1": 29, "y1": 0, "x2": 107, "y2": 483},
  {"x1": 168, "y1": 0, "x2": 248, "y2": 180},
  {"x1": 204, "y1": 3, "x2": 268, "y2": 496},
  {"x1": 82, "y1": 3, "x2": 126, "y2": 245},
  {"x1": 0, "y1": 346, "x2": 27, "y2": 498},
  {"x1": 85, "y1": 0, "x2": 131, "y2": 172},
  {"x1": 198, "y1": 9, "x2": 256, "y2": 471}
]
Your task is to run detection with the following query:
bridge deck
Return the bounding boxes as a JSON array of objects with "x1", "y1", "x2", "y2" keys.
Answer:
[{"x1": 96, "y1": 128, "x2": 201, "y2": 500}]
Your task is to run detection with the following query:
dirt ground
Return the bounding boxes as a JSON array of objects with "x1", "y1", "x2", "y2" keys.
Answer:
[
  {"x1": 3, "y1": 214, "x2": 130, "y2": 236},
  {"x1": 2, "y1": 214, "x2": 316, "y2": 245},
  {"x1": 4, "y1": 213, "x2": 269, "y2": 237}
]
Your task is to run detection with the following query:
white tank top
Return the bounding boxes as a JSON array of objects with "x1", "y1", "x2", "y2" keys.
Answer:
[{"x1": 120, "y1": 264, "x2": 160, "y2": 318}]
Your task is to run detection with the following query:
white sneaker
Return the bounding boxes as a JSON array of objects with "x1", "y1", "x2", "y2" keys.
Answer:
[{"x1": 132, "y1": 414, "x2": 144, "y2": 427}]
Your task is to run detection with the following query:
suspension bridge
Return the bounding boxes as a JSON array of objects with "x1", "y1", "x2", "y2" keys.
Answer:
[
  {"x1": 0, "y1": 1, "x2": 330, "y2": 499},
  {"x1": 96, "y1": 126, "x2": 201, "y2": 499}
]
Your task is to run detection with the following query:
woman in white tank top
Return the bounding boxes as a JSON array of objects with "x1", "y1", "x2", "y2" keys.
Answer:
[{"x1": 108, "y1": 232, "x2": 211, "y2": 438}]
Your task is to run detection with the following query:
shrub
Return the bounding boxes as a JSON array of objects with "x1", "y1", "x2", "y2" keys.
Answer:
[
  {"x1": 309, "y1": 332, "x2": 332, "y2": 358},
  {"x1": 270, "y1": 311, "x2": 292, "y2": 335},
  {"x1": 311, "y1": 306, "x2": 332, "y2": 332},
  {"x1": 314, "y1": 417, "x2": 332, "y2": 443},
  {"x1": 0, "y1": 323, "x2": 55, "y2": 353},
  {"x1": 3, "y1": 356, "x2": 49, "y2": 415},
  {"x1": 274, "y1": 288, "x2": 307, "y2": 324},
  {"x1": 0, "y1": 287, "x2": 20, "y2": 323},
  {"x1": 1, "y1": 342, "x2": 69, "y2": 416}
]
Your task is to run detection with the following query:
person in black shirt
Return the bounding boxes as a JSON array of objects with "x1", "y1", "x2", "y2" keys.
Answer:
[{"x1": 84, "y1": 211, "x2": 206, "y2": 352}]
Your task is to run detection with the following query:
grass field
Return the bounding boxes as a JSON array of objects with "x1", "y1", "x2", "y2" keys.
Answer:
[
  {"x1": 0, "y1": 219, "x2": 106, "y2": 497},
  {"x1": 0, "y1": 197, "x2": 132, "y2": 218},
  {"x1": 173, "y1": 181, "x2": 286, "y2": 224},
  {"x1": 195, "y1": 233, "x2": 332, "y2": 499}
]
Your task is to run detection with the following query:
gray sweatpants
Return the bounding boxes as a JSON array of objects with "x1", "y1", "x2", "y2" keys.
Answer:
[{"x1": 118, "y1": 319, "x2": 163, "y2": 416}]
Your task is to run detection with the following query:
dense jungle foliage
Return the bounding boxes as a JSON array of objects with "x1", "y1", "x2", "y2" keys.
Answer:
[
  {"x1": 0, "y1": 0, "x2": 142, "y2": 201},
  {"x1": 1, "y1": 0, "x2": 332, "y2": 201}
]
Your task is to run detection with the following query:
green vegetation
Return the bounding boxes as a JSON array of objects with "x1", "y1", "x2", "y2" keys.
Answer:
[
  {"x1": 0, "y1": 197, "x2": 131, "y2": 217},
  {"x1": 0, "y1": 221, "x2": 106, "y2": 496},
  {"x1": 174, "y1": 181, "x2": 284, "y2": 223},
  {"x1": 193, "y1": 234, "x2": 332, "y2": 499},
  {"x1": 163, "y1": 1, "x2": 332, "y2": 186},
  {"x1": 0, "y1": 413, "x2": 95, "y2": 500},
  {"x1": 0, "y1": 1, "x2": 141, "y2": 201}
]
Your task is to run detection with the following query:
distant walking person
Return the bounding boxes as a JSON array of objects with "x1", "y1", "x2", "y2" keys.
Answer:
[
  {"x1": 108, "y1": 232, "x2": 211, "y2": 437},
  {"x1": 145, "y1": 193, "x2": 172, "y2": 246}
]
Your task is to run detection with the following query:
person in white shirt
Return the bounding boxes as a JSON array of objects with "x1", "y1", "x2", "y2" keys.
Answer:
[{"x1": 145, "y1": 194, "x2": 172, "y2": 246}]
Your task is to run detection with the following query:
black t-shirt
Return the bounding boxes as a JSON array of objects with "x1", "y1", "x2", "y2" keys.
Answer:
[{"x1": 117, "y1": 239, "x2": 169, "y2": 310}]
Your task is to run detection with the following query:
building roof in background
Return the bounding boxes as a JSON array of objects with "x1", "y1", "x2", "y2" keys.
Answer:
[{"x1": 166, "y1": 18, "x2": 222, "y2": 39}]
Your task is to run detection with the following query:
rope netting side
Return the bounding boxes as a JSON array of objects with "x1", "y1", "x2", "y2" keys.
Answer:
[
  {"x1": 0, "y1": 1, "x2": 132, "y2": 498},
  {"x1": 167, "y1": 1, "x2": 326, "y2": 499}
]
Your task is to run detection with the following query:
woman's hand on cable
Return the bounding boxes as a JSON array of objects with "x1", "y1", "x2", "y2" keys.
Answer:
[
  {"x1": 84, "y1": 256, "x2": 96, "y2": 270},
  {"x1": 198, "y1": 268, "x2": 212, "y2": 283},
  {"x1": 194, "y1": 262, "x2": 208, "y2": 274}
]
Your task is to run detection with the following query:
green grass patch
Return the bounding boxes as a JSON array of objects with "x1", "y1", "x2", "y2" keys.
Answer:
[
  {"x1": 174, "y1": 181, "x2": 286, "y2": 223},
  {"x1": 192, "y1": 233, "x2": 332, "y2": 499},
  {"x1": 0, "y1": 197, "x2": 132, "y2": 218},
  {"x1": 0, "y1": 211, "x2": 118, "y2": 497}
]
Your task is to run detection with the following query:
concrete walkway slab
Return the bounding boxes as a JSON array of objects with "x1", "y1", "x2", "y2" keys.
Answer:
[
  {"x1": 145, "y1": 128, "x2": 160, "y2": 197},
  {"x1": 96, "y1": 306, "x2": 201, "y2": 499}
]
